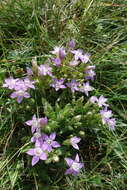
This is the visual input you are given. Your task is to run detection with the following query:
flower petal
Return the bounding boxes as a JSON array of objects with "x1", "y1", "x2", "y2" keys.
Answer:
[
  {"x1": 75, "y1": 154, "x2": 79, "y2": 162},
  {"x1": 10, "y1": 92, "x2": 17, "y2": 98},
  {"x1": 72, "y1": 143, "x2": 79, "y2": 150},
  {"x1": 25, "y1": 120, "x2": 32, "y2": 126},
  {"x1": 65, "y1": 158, "x2": 73, "y2": 167},
  {"x1": 51, "y1": 141, "x2": 61, "y2": 148},
  {"x1": 27, "y1": 149, "x2": 34, "y2": 156},
  {"x1": 17, "y1": 96, "x2": 23, "y2": 103},
  {"x1": 50, "y1": 132, "x2": 56, "y2": 140},
  {"x1": 24, "y1": 92, "x2": 30, "y2": 98},
  {"x1": 65, "y1": 168, "x2": 73, "y2": 175},
  {"x1": 32, "y1": 156, "x2": 39, "y2": 166},
  {"x1": 40, "y1": 152, "x2": 47, "y2": 160}
]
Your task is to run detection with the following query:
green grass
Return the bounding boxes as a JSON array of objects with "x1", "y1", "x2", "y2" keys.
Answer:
[{"x1": 0, "y1": 0, "x2": 127, "y2": 189}]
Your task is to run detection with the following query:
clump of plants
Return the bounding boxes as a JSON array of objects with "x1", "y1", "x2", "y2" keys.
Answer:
[{"x1": 3, "y1": 40, "x2": 116, "y2": 176}]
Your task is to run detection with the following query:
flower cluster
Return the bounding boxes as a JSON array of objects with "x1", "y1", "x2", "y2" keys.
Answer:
[
  {"x1": 90, "y1": 95, "x2": 116, "y2": 130},
  {"x1": 26, "y1": 115, "x2": 60, "y2": 165},
  {"x1": 2, "y1": 40, "x2": 117, "y2": 176},
  {"x1": 25, "y1": 114, "x2": 84, "y2": 175},
  {"x1": 48, "y1": 41, "x2": 95, "y2": 96},
  {"x1": 3, "y1": 77, "x2": 35, "y2": 103},
  {"x1": 3, "y1": 40, "x2": 96, "y2": 102}
]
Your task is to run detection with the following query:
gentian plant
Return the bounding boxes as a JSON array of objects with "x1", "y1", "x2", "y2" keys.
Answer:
[{"x1": 3, "y1": 40, "x2": 116, "y2": 176}]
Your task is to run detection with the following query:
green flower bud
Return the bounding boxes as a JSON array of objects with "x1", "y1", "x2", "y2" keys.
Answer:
[
  {"x1": 29, "y1": 98, "x2": 35, "y2": 105},
  {"x1": 87, "y1": 112, "x2": 92, "y2": 115},
  {"x1": 26, "y1": 105, "x2": 31, "y2": 110},
  {"x1": 45, "y1": 158, "x2": 52, "y2": 164},
  {"x1": 74, "y1": 115, "x2": 81, "y2": 121},
  {"x1": 79, "y1": 131, "x2": 85, "y2": 137},
  {"x1": 45, "y1": 126, "x2": 51, "y2": 133},
  {"x1": 63, "y1": 139, "x2": 70, "y2": 146},
  {"x1": 68, "y1": 126, "x2": 73, "y2": 131}
]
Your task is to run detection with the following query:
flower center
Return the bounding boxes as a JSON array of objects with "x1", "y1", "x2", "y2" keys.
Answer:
[
  {"x1": 103, "y1": 111, "x2": 111, "y2": 118},
  {"x1": 47, "y1": 139, "x2": 52, "y2": 144},
  {"x1": 34, "y1": 132, "x2": 41, "y2": 138},
  {"x1": 33, "y1": 120, "x2": 39, "y2": 127},
  {"x1": 71, "y1": 162, "x2": 80, "y2": 171},
  {"x1": 35, "y1": 148, "x2": 42, "y2": 156},
  {"x1": 18, "y1": 90, "x2": 24, "y2": 96}
]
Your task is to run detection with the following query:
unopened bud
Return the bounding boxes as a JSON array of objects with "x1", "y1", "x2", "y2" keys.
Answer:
[
  {"x1": 40, "y1": 117, "x2": 48, "y2": 127},
  {"x1": 87, "y1": 112, "x2": 92, "y2": 115},
  {"x1": 32, "y1": 57, "x2": 38, "y2": 72},
  {"x1": 53, "y1": 155, "x2": 59, "y2": 162},
  {"x1": 79, "y1": 131, "x2": 85, "y2": 137},
  {"x1": 74, "y1": 115, "x2": 81, "y2": 121}
]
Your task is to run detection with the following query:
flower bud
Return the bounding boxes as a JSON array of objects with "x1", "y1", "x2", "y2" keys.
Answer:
[
  {"x1": 53, "y1": 155, "x2": 59, "y2": 162},
  {"x1": 40, "y1": 117, "x2": 48, "y2": 128},
  {"x1": 79, "y1": 131, "x2": 85, "y2": 137},
  {"x1": 32, "y1": 57, "x2": 38, "y2": 73},
  {"x1": 63, "y1": 139, "x2": 70, "y2": 146},
  {"x1": 87, "y1": 112, "x2": 92, "y2": 115},
  {"x1": 74, "y1": 115, "x2": 81, "y2": 121}
]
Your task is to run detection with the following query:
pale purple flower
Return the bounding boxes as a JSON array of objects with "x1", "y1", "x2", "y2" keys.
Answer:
[
  {"x1": 10, "y1": 90, "x2": 30, "y2": 103},
  {"x1": 80, "y1": 53, "x2": 90, "y2": 63},
  {"x1": 50, "y1": 78, "x2": 66, "y2": 91},
  {"x1": 31, "y1": 132, "x2": 42, "y2": 143},
  {"x1": 31, "y1": 132, "x2": 47, "y2": 147},
  {"x1": 14, "y1": 79, "x2": 27, "y2": 91},
  {"x1": 69, "y1": 39, "x2": 75, "y2": 49},
  {"x1": 100, "y1": 107, "x2": 112, "y2": 124},
  {"x1": 70, "y1": 136, "x2": 81, "y2": 150},
  {"x1": 51, "y1": 46, "x2": 66, "y2": 59},
  {"x1": 69, "y1": 59, "x2": 79, "y2": 67},
  {"x1": 71, "y1": 49, "x2": 84, "y2": 61},
  {"x1": 26, "y1": 67, "x2": 33, "y2": 76},
  {"x1": 97, "y1": 95, "x2": 108, "y2": 107},
  {"x1": 86, "y1": 65, "x2": 95, "y2": 70},
  {"x1": 71, "y1": 49, "x2": 90, "y2": 63},
  {"x1": 65, "y1": 154, "x2": 84, "y2": 176},
  {"x1": 25, "y1": 115, "x2": 40, "y2": 133},
  {"x1": 3, "y1": 77, "x2": 19, "y2": 90},
  {"x1": 24, "y1": 78, "x2": 35, "y2": 89},
  {"x1": 107, "y1": 118, "x2": 116, "y2": 130},
  {"x1": 51, "y1": 57, "x2": 61, "y2": 66},
  {"x1": 27, "y1": 147, "x2": 47, "y2": 166},
  {"x1": 66, "y1": 79, "x2": 80, "y2": 93},
  {"x1": 89, "y1": 96, "x2": 98, "y2": 104},
  {"x1": 42, "y1": 132, "x2": 60, "y2": 152},
  {"x1": 85, "y1": 66, "x2": 96, "y2": 80},
  {"x1": 79, "y1": 82, "x2": 94, "y2": 96},
  {"x1": 38, "y1": 64, "x2": 52, "y2": 77}
]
